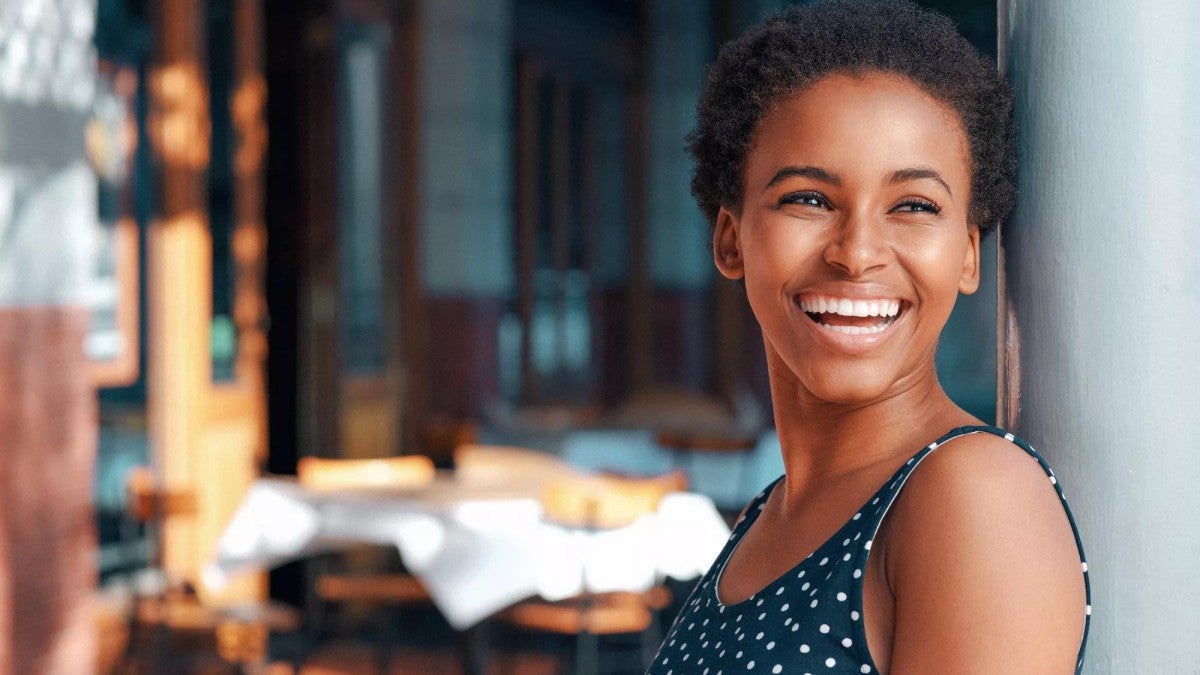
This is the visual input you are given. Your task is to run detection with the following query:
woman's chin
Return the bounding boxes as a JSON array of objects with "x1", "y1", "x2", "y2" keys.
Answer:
[{"x1": 794, "y1": 370, "x2": 902, "y2": 408}]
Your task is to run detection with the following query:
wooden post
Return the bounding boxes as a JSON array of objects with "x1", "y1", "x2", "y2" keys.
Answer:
[
  {"x1": 232, "y1": 0, "x2": 269, "y2": 408},
  {"x1": 387, "y1": 0, "x2": 428, "y2": 453},
  {"x1": 148, "y1": 0, "x2": 269, "y2": 601},
  {"x1": 296, "y1": 5, "x2": 341, "y2": 459},
  {"x1": 148, "y1": 0, "x2": 212, "y2": 579}
]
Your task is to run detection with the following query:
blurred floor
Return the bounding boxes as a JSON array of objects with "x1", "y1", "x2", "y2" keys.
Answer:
[
  {"x1": 298, "y1": 640, "x2": 562, "y2": 675},
  {"x1": 113, "y1": 639, "x2": 565, "y2": 675},
  {"x1": 105, "y1": 609, "x2": 661, "y2": 675}
]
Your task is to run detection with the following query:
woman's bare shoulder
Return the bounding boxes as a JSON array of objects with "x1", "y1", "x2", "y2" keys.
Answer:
[{"x1": 879, "y1": 432, "x2": 1086, "y2": 673}]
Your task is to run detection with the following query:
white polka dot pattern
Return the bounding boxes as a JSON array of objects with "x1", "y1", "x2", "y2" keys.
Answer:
[{"x1": 646, "y1": 425, "x2": 1092, "y2": 675}]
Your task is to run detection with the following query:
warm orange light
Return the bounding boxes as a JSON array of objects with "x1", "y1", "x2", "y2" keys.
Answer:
[
  {"x1": 149, "y1": 63, "x2": 211, "y2": 169},
  {"x1": 232, "y1": 75, "x2": 267, "y2": 175}
]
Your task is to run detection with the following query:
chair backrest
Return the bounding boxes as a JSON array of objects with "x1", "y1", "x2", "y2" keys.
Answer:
[
  {"x1": 422, "y1": 415, "x2": 479, "y2": 469},
  {"x1": 125, "y1": 466, "x2": 196, "y2": 523},
  {"x1": 124, "y1": 466, "x2": 197, "y2": 576},
  {"x1": 541, "y1": 470, "x2": 688, "y2": 530},
  {"x1": 453, "y1": 443, "x2": 577, "y2": 486},
  {"x1": 654, "y1": 428, "x2": 759, "y2": 454},
  {"x1": 296, "y1": 455, "x2": 436, "y2": 491}
]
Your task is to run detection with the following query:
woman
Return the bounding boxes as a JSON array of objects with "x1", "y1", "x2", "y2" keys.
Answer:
[{"x1": 648, "y1": 2, "x2": 1090, "y2": 673}]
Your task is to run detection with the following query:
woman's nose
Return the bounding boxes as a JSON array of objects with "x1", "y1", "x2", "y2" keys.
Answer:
[{"x1": 821, "y1": 212, "x2": 889, "y2": 277}]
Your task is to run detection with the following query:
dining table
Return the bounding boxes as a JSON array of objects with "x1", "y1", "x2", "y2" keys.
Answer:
[{"x1": 204, "y1": 445, "x2": 732, "y2": 630}]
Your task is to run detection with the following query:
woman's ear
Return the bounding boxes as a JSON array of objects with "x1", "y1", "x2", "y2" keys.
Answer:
[
  {"x1": 958, "y1": 225, "x2": 981, "y2": 294},
  {"x1": 713, "y1": 206, "x2": 745, "y2": 280}
]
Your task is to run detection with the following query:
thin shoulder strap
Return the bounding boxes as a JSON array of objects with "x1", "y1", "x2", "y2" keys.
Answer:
[{"x1": 864, "y1": 424, "x2": 1092, "y2": 674}]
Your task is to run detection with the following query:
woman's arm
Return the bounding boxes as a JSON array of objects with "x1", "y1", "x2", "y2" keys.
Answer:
[{"x1": 882, "y1": 434, "x2": 1086, "y2": 674}]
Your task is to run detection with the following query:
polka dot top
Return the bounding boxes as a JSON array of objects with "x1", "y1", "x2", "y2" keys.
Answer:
[{"x1": 647, "y1": 425, "x2": 1091, "y2": 674}]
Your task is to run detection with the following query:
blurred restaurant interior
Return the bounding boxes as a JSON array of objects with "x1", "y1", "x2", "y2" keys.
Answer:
[{"x1": 1, "y1": 0, "x2": 996, "y2": 672}]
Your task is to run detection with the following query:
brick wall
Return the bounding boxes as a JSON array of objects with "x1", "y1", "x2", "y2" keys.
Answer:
[{"x1": 0, "y1": 308, "x2": 96, "y2": 674}]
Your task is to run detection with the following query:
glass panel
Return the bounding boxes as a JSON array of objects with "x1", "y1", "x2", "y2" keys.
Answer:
[
  {"x1": 337, "y1": 22, "x2": 389, "y2": 376},
  {"x1": 500, "y1": 268, "x2": 593, "y2": 404}
]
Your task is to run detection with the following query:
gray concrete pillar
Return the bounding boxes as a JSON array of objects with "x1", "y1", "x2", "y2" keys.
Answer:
[{"x1": 1002, "y1": 1, "x2": 1200, "y2": 669}]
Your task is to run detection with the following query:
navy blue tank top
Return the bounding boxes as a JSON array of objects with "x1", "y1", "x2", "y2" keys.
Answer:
[{"x1": 647, "y1": 425, "x2": 1091, "y2": 674}]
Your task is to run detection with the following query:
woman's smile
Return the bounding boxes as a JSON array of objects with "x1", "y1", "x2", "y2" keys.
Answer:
[{"x1": 793, "y1": 291, "x2": 907, "y2": 350}]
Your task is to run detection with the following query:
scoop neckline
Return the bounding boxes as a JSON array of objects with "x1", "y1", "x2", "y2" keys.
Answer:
[
  {"x1": 710, "y1": 425, "x2": 995, "y2": 609},
  {"x1": 712, "y1": 473, "x2": 881, "y2": 609},
  {"x1": 712, "y1": 475, "x2": 783, "y2": 608}
]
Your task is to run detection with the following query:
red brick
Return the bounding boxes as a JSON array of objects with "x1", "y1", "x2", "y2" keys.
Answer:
[{"x1": 0, "y1": 307, "x2": 97, "y2": 675}]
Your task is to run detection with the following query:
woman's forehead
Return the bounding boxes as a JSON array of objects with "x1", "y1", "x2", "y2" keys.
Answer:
[{"x1": 747, "y1": 72, "x2": 971, "y2": 188}]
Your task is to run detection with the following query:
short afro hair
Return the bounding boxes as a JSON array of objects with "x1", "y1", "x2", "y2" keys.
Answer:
[{"x1": 689, "y1": 0, "x2": 1015, "y2": 236}]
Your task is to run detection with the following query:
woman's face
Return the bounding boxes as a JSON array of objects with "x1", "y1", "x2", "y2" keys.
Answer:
[{"x1": 714, "y1": 71, "x2": 980, "y2": 406}]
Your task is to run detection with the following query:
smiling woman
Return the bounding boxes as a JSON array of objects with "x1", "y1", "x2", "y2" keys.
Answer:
[
  {"x1": 729, "y1": 72, "x2": 983, "y2": 406},
  {"x1": 647, "y1": 2, "x2": 1090, "y2": 674}
]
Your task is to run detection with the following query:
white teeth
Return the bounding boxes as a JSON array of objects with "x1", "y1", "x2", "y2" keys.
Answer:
[
  {"x1": 798, "y1": 296, "x2": 903, "y2": 318},
  {"x1": 818, "y1": 321, "x2": 893, "y2": 335}
]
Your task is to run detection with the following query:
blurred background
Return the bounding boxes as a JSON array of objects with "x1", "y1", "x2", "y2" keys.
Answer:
[{"x1": 2, "y1": 0, "x2": 999, "y2": 673}]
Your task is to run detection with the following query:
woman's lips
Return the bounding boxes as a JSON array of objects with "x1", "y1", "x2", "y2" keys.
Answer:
[{"x1": 793, "y1": 293, "x2": 906, "y2": 340}]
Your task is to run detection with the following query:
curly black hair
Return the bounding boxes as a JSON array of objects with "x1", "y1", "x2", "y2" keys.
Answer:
[{"x1": 689, "y1": 0, "x2": 1015, "y2": 236}]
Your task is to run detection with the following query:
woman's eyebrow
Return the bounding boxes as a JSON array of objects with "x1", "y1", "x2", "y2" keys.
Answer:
[
  {"x1": 890, "y1": 167, "x2": 953, "y2": 197},
  {"x1": 765, "y1": 165, "x2": 841, "y2": 189}
]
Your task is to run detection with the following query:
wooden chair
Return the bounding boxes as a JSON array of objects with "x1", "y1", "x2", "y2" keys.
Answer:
[
  {"x1": 423, "y1": 415, "x2": 480, "y2": 469},
  {"x1": 539, "y1": 470, "x2": 688, "y2": 530},
  {"x1": 296, "y1": 454, "x2": 437, "y2": 491},
  {"x1": 297, "y1": 454, "x2": 439, "y2": 674},
  {"x1": 495, "y1": 471, "x2": 688, "y2": 675},
  {"x1": 610, "y1": 387, "x2": 761, "y2": 505},
  {"x1": 453, "y1": 442, "x2": 580, "y2": 489},
  {"x1": 121, "y1": 466, "x2": 204, "y2": 671},
  {"x1": 122, "y1": 466, "x2": 300, "y2": 674}
]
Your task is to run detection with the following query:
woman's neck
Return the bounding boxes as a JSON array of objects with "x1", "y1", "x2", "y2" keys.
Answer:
[{"x1": 765, "y1": 344, "x2": 979, "y2": 499}]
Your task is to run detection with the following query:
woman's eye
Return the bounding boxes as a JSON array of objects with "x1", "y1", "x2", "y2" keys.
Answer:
[
  {"x1": 892, "y1": 199, "x2": 941, "y2": 215},
  {"x1": 779, "y1": 192, "x2": 829, "y2": 209}
]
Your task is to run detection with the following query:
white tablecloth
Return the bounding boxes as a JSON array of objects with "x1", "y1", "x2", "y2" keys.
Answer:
[{"x1": 205, "y1": 473, "x2": 731, "y2": 629}]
